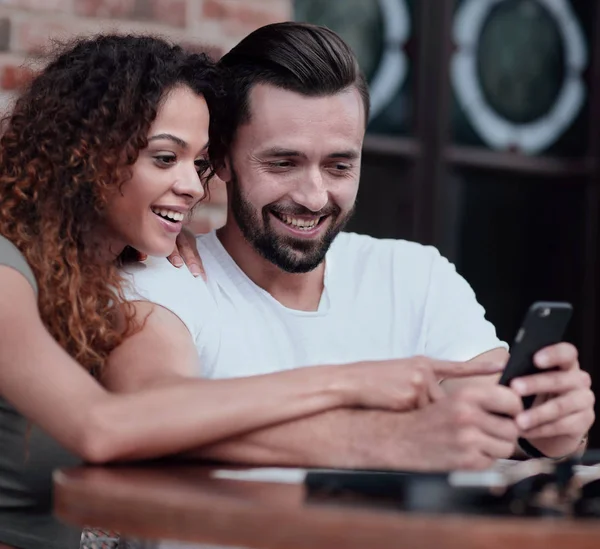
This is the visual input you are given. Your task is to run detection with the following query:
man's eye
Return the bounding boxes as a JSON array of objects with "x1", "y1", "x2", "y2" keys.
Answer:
[
  {"x1": 332, "y1": 163, "x2": 352, "y2": 171},
  {"x1": 268, "y1": 161, "x2": 294, "y2": 169},
  {"x1": 154, "y1": 155, "x2": 176, "y2": 167}
]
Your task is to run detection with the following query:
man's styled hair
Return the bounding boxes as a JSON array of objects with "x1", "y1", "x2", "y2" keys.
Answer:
[{"x1": 209, "y1": 21, "x2": 370, "y2": 170}]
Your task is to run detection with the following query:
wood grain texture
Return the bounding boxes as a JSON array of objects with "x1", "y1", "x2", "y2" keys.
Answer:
[{"x1": 53, "y1": 464, "x2": 600, "y2": 549}]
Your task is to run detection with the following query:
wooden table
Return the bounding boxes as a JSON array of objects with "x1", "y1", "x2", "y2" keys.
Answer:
[{"x1": 54, "y1": 464, "x2": 600, "y2": 549}]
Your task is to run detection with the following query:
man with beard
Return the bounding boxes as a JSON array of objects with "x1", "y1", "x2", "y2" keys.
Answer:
[{"x1": 122, "y1": 22, "x2": 593, "y2": 470}]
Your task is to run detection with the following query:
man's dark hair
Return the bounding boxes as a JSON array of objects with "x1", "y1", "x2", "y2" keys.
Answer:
[{"x1": 209, "y1": 21, "x2": 370, "y2": 170}]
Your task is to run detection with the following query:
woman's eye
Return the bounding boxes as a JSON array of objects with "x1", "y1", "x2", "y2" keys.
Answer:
[
  {"x1": 154, "y1": 154, "x2": 176, "y2": 167},
  {"x1": 195, "y1": 159, "x2": 211, "y2": 175}
]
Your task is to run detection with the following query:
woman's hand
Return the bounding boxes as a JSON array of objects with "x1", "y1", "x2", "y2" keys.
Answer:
[
  {"x1": 166, "y1": 228, "x2": 206, "y2": 280},
  {"x1": 341, "y1": 357, "x2": 505, "y2": 412}
]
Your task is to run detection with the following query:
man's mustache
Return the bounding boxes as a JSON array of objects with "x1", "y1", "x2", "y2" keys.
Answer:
[{"x1": 267, "y1": 202, "x2": 341, "y2": 218}]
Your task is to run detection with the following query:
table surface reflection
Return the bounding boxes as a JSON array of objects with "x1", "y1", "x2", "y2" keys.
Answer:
[{"x1": 54, "y1": 463, "x2": 600, "y2": 549}]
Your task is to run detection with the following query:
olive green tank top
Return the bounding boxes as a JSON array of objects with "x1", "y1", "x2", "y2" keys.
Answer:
[{"x1": 0, "y1": 235, "x2": 82, "y2": 549}]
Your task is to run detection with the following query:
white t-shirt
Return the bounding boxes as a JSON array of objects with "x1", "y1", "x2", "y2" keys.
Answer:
[{"x1": 123, "y1": 231, "x2": 506, "y2": 378}]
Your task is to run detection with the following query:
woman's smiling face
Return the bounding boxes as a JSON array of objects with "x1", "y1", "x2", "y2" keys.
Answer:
[{"x1": 104, "y1": 85, "x2": 210, "y2": 257}]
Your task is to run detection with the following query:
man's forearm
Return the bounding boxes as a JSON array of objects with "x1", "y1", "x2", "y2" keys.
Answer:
[{"x1": 188, "y1": 408, "x2": 417, "y2": 469}]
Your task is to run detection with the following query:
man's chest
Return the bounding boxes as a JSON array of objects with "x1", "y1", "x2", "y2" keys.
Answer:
[{"x1": 198, "y1": 288, "x2": 423, "y2": 379}]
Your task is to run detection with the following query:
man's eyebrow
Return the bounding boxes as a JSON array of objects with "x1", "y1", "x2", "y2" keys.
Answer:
[
  {"x1": 148, "y1": 133, "x2": 188, "y2": 149},
  {"x1": 257, "y1": 148, "x2": 360, "y2": 160},
  {"x1": 327, "y1": 150, "x2": 360, "y2": 160},
  {"x1": 258, "y1": 147, "x2": 307, "y2": 159}
]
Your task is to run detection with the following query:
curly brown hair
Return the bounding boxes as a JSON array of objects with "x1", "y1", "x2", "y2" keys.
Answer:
[{"x1": 0, "y1": 35, "x2": 220, "y2": 373}]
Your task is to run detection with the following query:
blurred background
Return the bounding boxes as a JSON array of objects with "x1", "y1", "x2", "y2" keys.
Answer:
[{"x1": 0, "y1": 0, "x2": 598, "y2": 445}]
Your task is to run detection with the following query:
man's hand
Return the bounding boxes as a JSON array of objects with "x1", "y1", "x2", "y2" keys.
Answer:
[
  {"x1": 394, "y1": 384, "x2": 523, "y2": 470},
  {"x1": 510, "y1": 342, "x2": 594, "y2": 458},
  {"x1": 166, "y1": 228, "x2": 206, "y2": 279},
  {"x1": 342, "y1": 356, "x2": 504, "y2": 413}
]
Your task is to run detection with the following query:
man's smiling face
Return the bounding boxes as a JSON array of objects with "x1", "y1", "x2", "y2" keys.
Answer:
[{"x1": 220, "y1": 83, "x2": 366, "y2": 273}]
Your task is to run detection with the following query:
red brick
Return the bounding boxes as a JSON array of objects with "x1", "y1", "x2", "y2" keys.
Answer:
[
  {"x1": 180, "y1": 40, "x2": 223, "y2": 60},
  {"x1": 235, "y1": 5, "x2": 286, "y2": 27},
  {"x1": 148, "y1": 0, "x2": 188, "y2": 28},
  {"x1": 188, "y1": 177, "x2": 228, "y2": 233},
  {"x1": 202, "y1": 0, "x2": 227, "y2": 20},
  {"x1": 74, "y1": 0, "x2": 136, "y2": 19},
  {"x1": 0, "y1": 0, "x2": 73, "y2": 11},
  {"x1": 188, "y1": 205, "x2": 227, "y2": 234},
  {"x1": 202, "y1": 0, "x2": 289, "y2": 29},
  {"x1": 1, "y1": 64, "x2": 34, "y2": 90},
  {"x1": 188, "y1": 208, "x2": 227, "y2": 234},
  {"x1": 0, "y1": 18, "x2": 10, "y2": 52},
  {"x1": 207, "y1": 177, "x2": 227, "y2": 206},
  {"x1": 0, "y1": 91, "x2": 17, "y2": 117},
  {"x1": 12, "y1": 19, "x2": 77, "y2": 55}
]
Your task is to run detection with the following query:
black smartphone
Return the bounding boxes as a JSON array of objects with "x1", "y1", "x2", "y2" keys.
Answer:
[{"x1": 498, "y1": 301, "x2": 572, "y2": 409}]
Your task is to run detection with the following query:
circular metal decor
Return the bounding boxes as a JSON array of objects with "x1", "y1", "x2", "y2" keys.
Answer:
[
  {"x1": 294, "y1": 0, "x2": 411, "y2": 120},
  {"x1": 451, "y1": 0, "x2": 587, "y2": 154}
]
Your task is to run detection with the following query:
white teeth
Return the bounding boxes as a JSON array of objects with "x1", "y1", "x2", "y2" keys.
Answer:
[
  {"x1": 152, "y1": 208, "x2": 184, "y2": 222},
  {"x1": 280, "y1": 214, "x2": 319, "y2": 229}
]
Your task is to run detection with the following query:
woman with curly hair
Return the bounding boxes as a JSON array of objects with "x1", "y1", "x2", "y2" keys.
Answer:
[{"x1": 0, "y1": 34, "x2": 456, "y2": 549}]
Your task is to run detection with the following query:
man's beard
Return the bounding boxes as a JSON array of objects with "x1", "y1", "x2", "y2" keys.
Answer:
[{"x1": 229, "y1": 167, "x2": 355, "y2": 273}]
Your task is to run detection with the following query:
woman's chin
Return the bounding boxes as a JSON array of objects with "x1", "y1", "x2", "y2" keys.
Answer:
[{"x1": 134, "y1": 241, "x2": 176, "y2": 259}]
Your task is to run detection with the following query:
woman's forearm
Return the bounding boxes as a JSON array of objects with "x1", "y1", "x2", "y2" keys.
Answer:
[{"x1": 88, "y1": 364, "x2": 356, "y2": 462}]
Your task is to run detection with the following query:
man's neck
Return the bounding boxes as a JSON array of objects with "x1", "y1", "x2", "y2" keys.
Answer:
[{"x1": 216, "y1": 223, "x2": 325, "y2": 312}]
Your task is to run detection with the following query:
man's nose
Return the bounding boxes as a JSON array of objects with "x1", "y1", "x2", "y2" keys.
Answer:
[{"x1": 289, "y1": 168, "x2": 328, "y2": 213}]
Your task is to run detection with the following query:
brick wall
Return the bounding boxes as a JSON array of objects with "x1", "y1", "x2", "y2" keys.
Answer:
[{"x1": 0, "y1": 0, "x2": 293, "y2": 231}]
